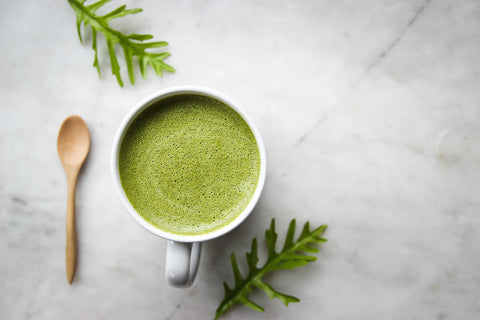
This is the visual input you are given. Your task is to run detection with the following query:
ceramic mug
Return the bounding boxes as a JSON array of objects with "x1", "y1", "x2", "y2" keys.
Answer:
[{"x1": 111, "y1": 85, "x2": 267, "y2": 287}]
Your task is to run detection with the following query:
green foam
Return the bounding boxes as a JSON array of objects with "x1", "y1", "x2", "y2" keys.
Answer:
[{"x1": 119, "y1": 94, "x2": 261, "y2": 235}]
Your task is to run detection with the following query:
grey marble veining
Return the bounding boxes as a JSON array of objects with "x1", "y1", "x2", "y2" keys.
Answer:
[{"x1": 1, "y1": 0, "x2": 480, "y2": 319}]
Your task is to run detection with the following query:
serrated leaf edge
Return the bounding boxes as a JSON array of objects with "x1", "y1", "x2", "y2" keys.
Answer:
[
  {"x1": 67, "y1": 0, "x2": 174, "y2": 86},
  {"x1": 214, "y1": 219, "x2": 327, "y2": 320}
]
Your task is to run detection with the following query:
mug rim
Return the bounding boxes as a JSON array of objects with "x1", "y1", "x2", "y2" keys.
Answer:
[{"x1": 111, "y1": 85, "x2": 267, "y2": 243}]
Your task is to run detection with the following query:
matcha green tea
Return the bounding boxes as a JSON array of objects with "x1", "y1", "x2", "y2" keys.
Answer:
[{"x1": 119, "y1": 94, "x2": 261, "y2": 235}]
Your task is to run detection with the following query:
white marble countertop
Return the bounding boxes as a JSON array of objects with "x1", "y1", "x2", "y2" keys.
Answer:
[{"x1": 2, "y1": 0, "x2": 480, "y2": 319}]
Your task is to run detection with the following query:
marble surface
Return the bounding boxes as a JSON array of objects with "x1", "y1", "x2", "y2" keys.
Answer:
[{"x1": 1, "y1": 0, "x2": 480, "y2": 319}]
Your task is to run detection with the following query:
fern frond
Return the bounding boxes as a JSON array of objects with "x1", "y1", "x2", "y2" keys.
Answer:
[
  {"x1": 214, "y1": 218, "x2": 328, "y2": 319},
  {"x1": 67, "y1": 0, "x2": 174, "y2": 86}
]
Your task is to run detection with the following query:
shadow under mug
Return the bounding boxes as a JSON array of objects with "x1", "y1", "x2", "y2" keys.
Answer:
[{"x1": 111, "y1": 85, "x2": 267, "y2": 287}]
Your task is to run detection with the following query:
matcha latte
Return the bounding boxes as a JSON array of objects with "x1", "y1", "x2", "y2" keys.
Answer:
[{"x1": 118, "y1": 94, "x2": 261, "y2": 235}]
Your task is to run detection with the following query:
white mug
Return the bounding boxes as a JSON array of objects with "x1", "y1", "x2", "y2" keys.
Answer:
[{"x1": 111, "y1": 85, "x2": 267, "y2": 287}]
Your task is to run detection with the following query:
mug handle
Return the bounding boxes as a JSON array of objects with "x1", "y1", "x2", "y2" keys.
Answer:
[{"x1": 165, "y1": 241, "x2": 202, "y2": 287}]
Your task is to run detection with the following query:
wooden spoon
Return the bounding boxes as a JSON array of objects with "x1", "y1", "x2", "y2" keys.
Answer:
[{"x1": 57, "y1": 115, "x2": 90, "y2": 284}]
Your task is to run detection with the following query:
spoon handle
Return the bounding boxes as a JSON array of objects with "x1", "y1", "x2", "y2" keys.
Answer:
[{"x1": 66, "y1": 169, "x2": 78, "y2": 284}]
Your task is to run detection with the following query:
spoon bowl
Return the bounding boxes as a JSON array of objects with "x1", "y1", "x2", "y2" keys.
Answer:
[
  {"x1": 57, "y1": 115, "x2": 90, "y2": 284},
  {"x1": 57, "y1": 116, "x2": 90, "y2": 166}
]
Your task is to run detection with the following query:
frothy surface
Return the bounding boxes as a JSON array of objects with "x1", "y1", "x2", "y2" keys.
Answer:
[{"x1": 119, "y1": 94, "x2": 261, "y2": 235}]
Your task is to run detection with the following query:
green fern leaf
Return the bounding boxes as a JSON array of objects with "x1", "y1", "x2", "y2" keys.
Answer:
[
  {"x1": 214, "y1": 218, "x2": 327, "y2": 319},
  {"x1": 67, "y1": 0, "x2": 174, "y2": 86}
]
